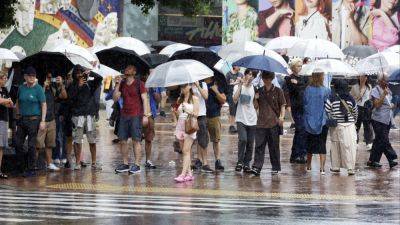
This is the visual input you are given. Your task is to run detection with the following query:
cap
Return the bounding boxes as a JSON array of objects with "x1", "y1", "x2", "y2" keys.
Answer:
[{"x1": 24, "y1": 66, "x2": 36, "y2": 76}]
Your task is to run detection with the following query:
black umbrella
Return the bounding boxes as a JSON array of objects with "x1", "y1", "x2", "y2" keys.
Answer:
[
  {"x1": 169, "y1": 47, "x2": 221, "y2": 68},
  {"x1": 142, "y1": 53, "x2": 169, "y2": 69},
  {"x1": 343, "y1": 45, "x2": 377, "y2": 59},
  {"x1": 95, "y1": 46, "x2": 150, "y2": 75},
  {"x1": 212, "y1": 69, "x2": 228, "y2": 94},
  {"x1": 20, "y1": 51, "x2": 74, "y2": 82},
  {"x1": 151, "y1": 40, "x2": 177, "y2": 52}
]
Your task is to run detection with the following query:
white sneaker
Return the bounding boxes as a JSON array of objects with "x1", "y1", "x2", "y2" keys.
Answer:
[
  {"x1": 47, "y1": 163, "x2": 60, "y2": 171},
  {"x1": 74, "y1": 164, "x2": 81, "y2": 170},
  {"x1": 366, "y1": 144, "x2": 372, "y2": 150},
  {"x1": 53, "y1": 159, "x2": 60, "y2": 165},
  {"x1": 61, "y1": 159, "x2": 67, "y2": 164}
]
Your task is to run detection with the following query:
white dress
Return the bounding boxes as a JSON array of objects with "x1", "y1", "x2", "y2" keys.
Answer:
[{"x1": 296, "y1": 11, "x2": 330, "y2": 40}]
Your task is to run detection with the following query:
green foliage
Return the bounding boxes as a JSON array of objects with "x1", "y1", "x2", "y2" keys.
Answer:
[
  {"x1": 130, "y1": 0, "x2": 215, "y2": 16},
  {"x1": 0, "y1": 0, "x2": 18, "y2": 29}
]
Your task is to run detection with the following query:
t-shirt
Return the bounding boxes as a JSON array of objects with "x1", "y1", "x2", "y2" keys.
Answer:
[
  {"x1": 120, "y1": 79, "x2": 147, "y2": 117},
  {"x1": 226, "y1": 71, "x2": 243, "y2": 95},
  {"x1": 0, "y1": 87, "x2": 10, "y2": 122},
  {"x1": 257, "y1": 85, "x2": 286, "y2": 128},
  {"x1": 206, "y1": 82, "x2": 226, "y2": 118},
  {"x1": 233, "y1": 84, "x2": 257, "y2": 126},
  {"x1": 371, "y1": 86, "x2": 394, "y2": 125},
  {"x1": 17, "y1": 84, "x2": 46, "y2": 117},
  {"x1": 44, "y1": 88, "x2": 56, "y2": 122},
  {"x1": 148, "y1": 87, "x2": 162, "y2": 118},
  {"x1": 192, "y1": 82, "x2": 208, "y2": 117}
]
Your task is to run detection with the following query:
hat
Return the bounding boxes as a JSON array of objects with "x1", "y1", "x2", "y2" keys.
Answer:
[{"x1": 24, "y1": 66, "x2": 36, "y2": 75}]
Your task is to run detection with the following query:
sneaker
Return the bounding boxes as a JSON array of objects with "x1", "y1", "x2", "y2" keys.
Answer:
[
  {"x1": 129, "y1": 164, "x2": 141, "y2": 174},
  {"x1": 330, "y1": 168, "x2": 340, "y2": 173},
  {"x1": 201, "y1": 165, "x2": 214, "y2": 173},
  {"x1": 81, "y1": 161, "x2": 89, "y2": 168},
  {"x1": 184, "y1": 174, "x2": 194, "y2": 181},
  {"x1": 74, "y1": 164, "x2": 81, "y2": 170},
  {"x1": 295, "y1": 157, "x2": 307, "y2": 164},
  {"x1": 389, "y1": 161, "x2": 398, "y2": 169},
  {"x1": 191, "y1": 159, "x2": 202, "y2": 170},
  {"x1": 251, "y1": 167, "x2": 261, "y2": 176},
  {"x1": 320, "y1": 170, "x2": 326, "y2": 175},
  {"x1": 47, "y1": 163, "x2": 60, "y2": 171},
  {"x1": 229, "y1": 126, "x2": 237, "y2": 134},
  {"x1": 145, "y1": 160, "x2": 156, "y2": 169},
  {"x1": 64, "y1": 161, "x2": 71, "y2": 169},
  {"x1": 115, "y1": 164, "x2": 130, "y2": 173},
  {"x1": 91, "y1": 163, "x2": 103, "y2": 171},
  {"x1": 366, "y1": 144, "x2": 373, "y2": 151},
  {"x1": 215, "y1": 160, "x2": 225, "y2": 171},
  {"x1": 271, "y1": 170, "x2": 279, "y2": 174},
  {"x1": 112, "y1": 138, "x2": 120, "y2": 144},
  {"x1": 243, "y1": 166, "x2": 252, "y2": 173},
  {"x1": 61, "y1": 159, "x2": 67, "y2": 165},
  {"x1": 53, "y1": 159, "x2": 60, "y2": 165},
  {"x1": 367, "y1": 161, "x2": 382, "y2": 168},
  {"x1": 174, "y1": 174, "x2": 186, "y2": 183},
  {"x1": 348, "y1": 169, "x2": 355, "y2": 175},
  {"x1": 235, "y1": 163, "x2": 243, "y2": 172},
  {"x1": 160, "y1": 111, "x2": 166, "y2": 117}
]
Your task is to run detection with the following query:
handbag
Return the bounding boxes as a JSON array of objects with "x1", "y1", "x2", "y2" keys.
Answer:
[{"x1": 185, "y1": 115, "x2": 199, "y2": 134}]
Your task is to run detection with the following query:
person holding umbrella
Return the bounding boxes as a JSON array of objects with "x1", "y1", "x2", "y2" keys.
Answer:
[
  {"x1": 15, "y1": 67, "x2": 47, "y2": 177},
  {"x1": 113, "y1": 65, "x2": 151, "y2": 174},
  {"x1": 367, "y1": 74, "x2": 398, "y2": 169},
  {"x1": 226, "y1": 66, "x2": 243, "y2": 134},
  {"x1": 174, "y1": 84, "x2": 200, "y2": 182}
]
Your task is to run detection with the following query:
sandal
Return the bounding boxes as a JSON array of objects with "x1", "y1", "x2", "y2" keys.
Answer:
[{"x1": 0, "y1": 173, "x2": 8, "y2": 179}]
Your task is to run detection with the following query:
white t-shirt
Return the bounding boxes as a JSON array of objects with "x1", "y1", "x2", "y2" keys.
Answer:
[
  {"x1": 192, "y1": 82, "x2": 208, "y2": 116},
  {"x1": 233, "y1": 84, "x2": 257, "y2": 126}
]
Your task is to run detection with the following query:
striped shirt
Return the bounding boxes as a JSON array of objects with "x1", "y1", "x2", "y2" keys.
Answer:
[{"x1": 325, "y1": 97, "x2": 358, "y2": 123}]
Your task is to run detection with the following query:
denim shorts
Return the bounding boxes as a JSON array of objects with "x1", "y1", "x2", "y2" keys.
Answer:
[{"x1": 118, "y1": 115, "x2": 142, "y2": 141}]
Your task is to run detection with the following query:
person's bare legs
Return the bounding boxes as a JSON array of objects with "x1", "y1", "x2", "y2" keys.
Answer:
[
  {"x1": 89, "y1": 143, "x2": 96, "y2": 163},
  {"x1": 307, "y1": 153, "x2": 312, "y2": 170},
  {"x1": 133, "y1": 141, "x2": 142, "y2": 166},
  {"x1": 181, "y1": 137, "x2": 194, "y2": 176},
  {"x1": 319, "y1": 154, "x2": 326, "y2": 171},
  {"x1": 120, "y1": 141, "x2": 129, "y2": 165},
  {"x1": 74, "y1": 143, "x2": 82, "y2": 165},
  {"x1": 45, "y1": 148, "x2": 53, "y2": 165},
  {"x1": 213, "y1": 142, "x2": 220, "y2": 160},
  {"x1": 145, "y1": 141, "x2": 152, "y2": 161}
]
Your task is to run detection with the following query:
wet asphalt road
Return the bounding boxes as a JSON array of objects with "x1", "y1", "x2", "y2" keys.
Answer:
[{"x1": 0, "y1": 110, "x2": 399, "y2": 224}]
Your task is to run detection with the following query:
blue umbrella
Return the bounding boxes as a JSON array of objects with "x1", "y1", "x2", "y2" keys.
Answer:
[
  {"x1": 209, "y1": 45, "x2": 222, "y2": 53},
  {"x1": 389, "y1": 69, "x2": 400, "y2": 82},
  {"x1": 232, "y1": 55, "x2": 288, "y2": 74}
]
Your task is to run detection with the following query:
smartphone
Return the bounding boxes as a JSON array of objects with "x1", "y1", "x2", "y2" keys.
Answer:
[{"x1": 51, "y1": 78, "x2": 57, "y2": 83}]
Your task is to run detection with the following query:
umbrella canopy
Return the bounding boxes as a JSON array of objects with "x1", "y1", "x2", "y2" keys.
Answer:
[
  {"x1": 0, "y1": 48, "x2": 19, "y2": 61},
  {"x1": 96, "y1": 46, "x2": 150, "y2": 74},
  {"x1": 343, "y1": 45, "x2": 377, "y2": 59},
  {"x1": 49, "y1": 42, "x2": 98, "y2": 67},
  {"x1": 151, "y1": 40, "x2": 177, "y2": 52},
  {"x1": 355, "y1": 52, "x2": 400, "y2": 75},
  {"x1": 159, "y1": 43, "x2": 192, "y2": 57},
  {"x1": 209, "y1": 45, "x2": 222, "y2": 53},
  {"x1": 218, "y1": 41, "x2": 288, "y2": 68},
  {"x1": 389, "y1": 69, "x2": 400, "y2": 82},
  {"x1": 300, "y1": 59, "x2": 358, "y2": 77},
  {"x1": 93, "y1": 64, "x2": 121, "y2": 77},
  {"x1": 108, "y1": 37, "x2": 151, "y2": 56},
  {"x1": 233, "y1": 55, "x2": 288, "y2": 74},
  {"x1": 20, "y1": 51, "x2": 76, "y2": 80},
  {"x1": 265, "y1": 36, "x2": 302, "y2": 50},
  {"x1": 142, "y1": 53, "x2": 169, "y2": 69},
  {"x1": 287, "y1": 38, "x2": 345, "y2": 59},
  {"x1": 169, "y1": 47, "x2": 221, "y2": 68},
  {"x1": 145, "y1": 59, "x2": 214, "y2": 88},
  {"x1": 385, "y1": 45, "x2": 400, "y2": 54}
]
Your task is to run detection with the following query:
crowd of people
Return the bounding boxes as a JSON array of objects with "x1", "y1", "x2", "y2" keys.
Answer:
[{"x1": 0, "y1": 59, "x2": 398, "y2": 182}]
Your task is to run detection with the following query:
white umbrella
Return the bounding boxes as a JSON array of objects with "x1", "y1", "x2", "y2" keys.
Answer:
[
  {"x1": 287, "y1": 38, "x2": 345, "y2": 59},
  {"x1": 300, "y1": 59, "x2": 358, "y2": 77},
  {"x1": 265, "y1": 36, "x2": 302, "y2": 50},
  {"x1": 218, "y1": 41, "x2": 288, "y2": 68},
  {"x1": 0, "y1": 48, "x2": 19, "y2": 61},
  {"x1": 93, "y1": 64, "x2": 121, "y2": 77},
  {"x1": 355, "y1": 51, "x2": 400, "y2": 75},
  {"x1": 384, "y1": 45, "x2": 400, "y2": 54},
  {"x1": 145, "y1": 59, "x2": 213, "y2": 88},
  {"x1": 108, "y1": 37, "x2": 151, "y2": 56},
  {"x1": 159, "y1": 43, "x2": 191, "y2": 57},
  {"x1": 50, "y1": 42, "x2": 98, "y2": 63}
]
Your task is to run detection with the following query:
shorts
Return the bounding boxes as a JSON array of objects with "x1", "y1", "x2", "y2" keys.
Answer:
[
  {"x1": 143, "y1": 116, "x2": 155, "y2": 142},
  {"x1": 227, "y1": 94, "x2": 237, "y2": 116},
  {"x1": 207, "y1": 116, "x2": 221, "y2": 143},
  {"x1": 72, "y1": 116, "x2": 97, "y2": 144},
  {"x1": 0, "y1": 121, "x2": 8, "y2": 148},
  {"x1": 118, "y1": 115, "x2": 142, "y2": 141},
  {"x1": 175, "y1": 118, "x2": 196, "y2": 141},
  {"x1": 306, "y1": 126, "x2": 328, "y2": 154},
  {"x1": 197, "y1": 116, "x2": 209, "y2": 149},
  {"x1": 36, "y1": 120, "x2": 56, "y2": 148}
]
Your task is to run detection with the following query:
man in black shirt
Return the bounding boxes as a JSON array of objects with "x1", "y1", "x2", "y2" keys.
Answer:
[
  {"x1": 67, "y1": 65, "x2": 103, "y2": 170},
  {"x1": 0, "y1": 72, "x2": 13, "y2": 178},
  {"x1": 226, "y1": 66, "x2": 243, "y2": 133},
  {"x1": 283, "y1": 59, "x2": 308, "y2": 164},
  {"x1": 36, "y1": 72, "x2": 67, "y2": 171}
]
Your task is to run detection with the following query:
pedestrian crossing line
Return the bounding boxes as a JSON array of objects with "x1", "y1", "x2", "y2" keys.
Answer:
[
  {"x1": 0, "y1": 212, "x2": 90, "y2": 220},
  {"x1": 0, "y1": 218, "x2": 41, "y2": 223},
  {"x1": 46, "y1": 183, "x2": 393, "y2": 202}
]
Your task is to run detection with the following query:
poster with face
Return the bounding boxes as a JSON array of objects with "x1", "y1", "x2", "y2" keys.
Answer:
[
  {"x1": 294, "y1": 0, "x2": 332, "y2": 40},
  {"x1": 222, "y1": 0, "x2": 259, "y2": 44},
  {"x1": 369, "y1": 0, "x2": 399, "y2": 51},
  {"x1": 258, "y1": 0, "x2": 296, "y2": 38}
]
